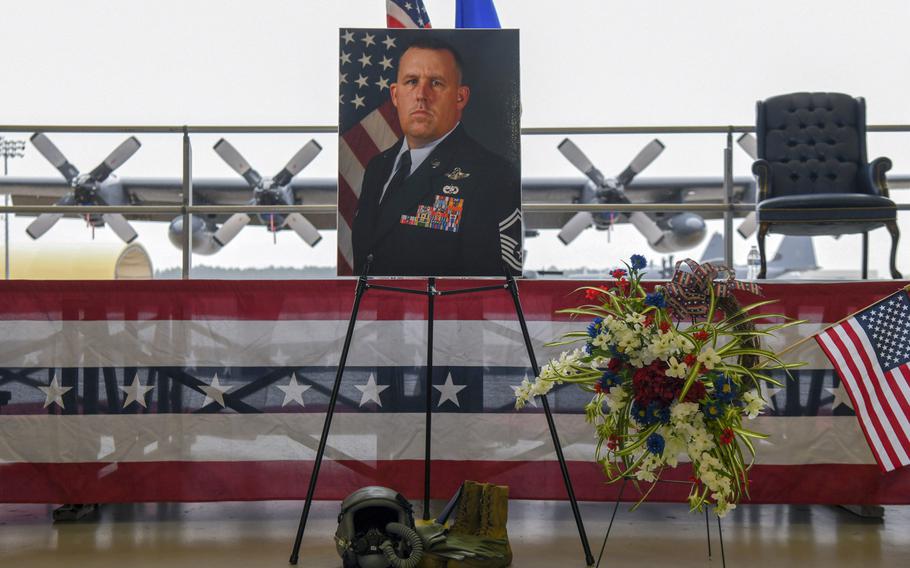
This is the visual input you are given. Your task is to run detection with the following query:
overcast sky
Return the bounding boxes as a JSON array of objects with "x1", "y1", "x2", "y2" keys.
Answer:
[{"x1": 2, "y1": 0, "x2": 909, "y2": 276}]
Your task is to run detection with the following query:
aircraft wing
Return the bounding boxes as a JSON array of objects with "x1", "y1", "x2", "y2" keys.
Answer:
[
  {"x1": 520, "y1": 176, "x2": 756, "y2": 230},
  {"x1": 0, "y1": 176, "x2": 339, "y2": 229}
]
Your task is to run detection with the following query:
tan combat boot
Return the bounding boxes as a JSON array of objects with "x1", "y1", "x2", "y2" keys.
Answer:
[{"x1": 447, "y1": 483, "x2": 511, "y2": 568}]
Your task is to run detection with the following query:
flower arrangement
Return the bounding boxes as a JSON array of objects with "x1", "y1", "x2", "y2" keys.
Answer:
[{"x1": 514, "y1": 255, "x2": 801, "y2": 516}]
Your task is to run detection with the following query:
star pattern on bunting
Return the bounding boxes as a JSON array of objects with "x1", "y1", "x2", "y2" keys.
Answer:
[
  {"x1": 119, "y1": 376, "x2": 155, "y2": 408},
  {"x1": 434, "y1": 373, "x2": 467, "y2": 408},
  {"x1": 511, "y1": 375, "x2": 538, "y2": 408},
  {"x1": 826, "y1": 383, "x2": 855, "y2": 411},
  {"x1": 39, "y1": 375, "x2": 71, "y2": 409},
  {"x1": 355, "y1": 373, "x2": 389, "y2": 407},
  {"x1": 277, "y1": 373, "x2": 311, "y2": 407},
  {"x1": 200, "y1": 373, "x2": 233, "y2": 408}
]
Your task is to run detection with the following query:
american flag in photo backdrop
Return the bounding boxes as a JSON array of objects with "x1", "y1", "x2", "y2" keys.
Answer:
[
  {"x1": 2, "y1": 280, "x2": 910, "y2": 505},
  {"x1": 387, "y1": 0, "x2": 432, "y2": 29},
  {"x1": 815, "y1": 286, "x2": 910, "y2": 472},
  {"x1": 337, "y1": 27, "x2": 414, "y2": 274}
]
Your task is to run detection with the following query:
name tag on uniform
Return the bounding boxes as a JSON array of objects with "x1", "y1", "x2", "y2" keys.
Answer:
[{"x1": 400, "y1": 195, "x2": 464, "y2": 233}]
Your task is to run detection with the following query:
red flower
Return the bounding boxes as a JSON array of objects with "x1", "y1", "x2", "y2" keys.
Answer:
[
  {"x1": 607, "y1": 435, "x2": 620, "y2": 451},
  {"x1": 616, "y1": 279, "x2": 630, "y2": 291},
  {"x1": 693, "y1": 330, "x2": 710, "y2": 341},
  {"x1": 683, "y1": 380, "x2": 706, "y2": 403},
  {"x1": 643, "y1": 314, "x2": 654, "y2": 328},
  {"x1": 593, "y1": 382, "x2": 603, "y2": 394},
  {"x1": 584, "y1": 288, "x2": 601, "y2": 301},
  {"x1": 659, "y1": 321, "x2": 671, "y2": 333},
  {"x1": 610, "y1": 268, "x2": 627, "y2": 279},
  {"x1": 720, "y1": 427, "x2": 735, "y2": 445},
  {"x1": 683, "y1": 353, "x2": 697, "y2": 367}
]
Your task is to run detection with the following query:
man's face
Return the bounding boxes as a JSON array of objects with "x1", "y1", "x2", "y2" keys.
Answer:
[{"x1": 391, "y1": 47, "x2": 470, "y2": 149}]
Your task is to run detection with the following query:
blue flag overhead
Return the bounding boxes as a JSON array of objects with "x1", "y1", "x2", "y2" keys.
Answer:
[{"x1": 455, "y1": 0, "x2": 501, "y2": 28}]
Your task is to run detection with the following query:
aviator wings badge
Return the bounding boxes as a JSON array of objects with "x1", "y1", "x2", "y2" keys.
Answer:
[{"x1": 445, "y1": 167, "x2": 471, "y2": 180}]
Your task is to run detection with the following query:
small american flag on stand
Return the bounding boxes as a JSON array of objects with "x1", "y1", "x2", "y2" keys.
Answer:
[
  {"x1": 815, "y1": 286, "x2": 910, "y2": 472},
  {"x1": 387, "y1": 0, "x2": 432, "y2": 29}
]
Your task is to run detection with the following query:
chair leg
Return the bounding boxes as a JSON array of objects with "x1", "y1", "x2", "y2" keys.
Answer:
[
  {"x1": 886, "y1": 220, "x2": 902, "y2": 279},
  {"x1": 862, "y1": 232, "x2": 869, "y2": 279},
  {"x1": 757, "y1": 223, "x2": 769, "y2": 279}
]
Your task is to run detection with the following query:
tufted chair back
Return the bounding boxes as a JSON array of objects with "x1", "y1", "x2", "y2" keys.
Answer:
[{"x1": 756, "y1": 92, "x2": 873, "y2": 198}]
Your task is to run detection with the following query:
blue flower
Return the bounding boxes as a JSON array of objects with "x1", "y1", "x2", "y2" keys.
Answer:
[
  {"x1": 644, "y1": 291, "x2": 666, "y2": 308},
  {"x1": 631, "y1": 401, "x2": 649, "y2": 425},
  {"x1": 646, "y1": 433, "x2": 665, "y2": 455},
  {"x1": 713, "y1": 375, "x2": 737, "y2": 403},
  {"x1": 630, "y1": 254, "x2": 647, "y2": 271},
  {"x1": 584, "y1": 342, "x2": 594, "y2": 355},
  {"x1": 600, "y1": 370, "x2": 623, "y2": 389},
  {"x1": 587, "y1": 317, "x2": 603, "y2": 338},
  {"x1": 702, "y1": 400, "x2": 724, "y2": 420},
  {"x1": 653, "y1": 402, "x2": 671, "y2": 424}
]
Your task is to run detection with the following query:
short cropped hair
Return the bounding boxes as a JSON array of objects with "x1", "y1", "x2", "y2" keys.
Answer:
[{"x1": 397, "y1": 37, "x2": 465, "y2": 84}]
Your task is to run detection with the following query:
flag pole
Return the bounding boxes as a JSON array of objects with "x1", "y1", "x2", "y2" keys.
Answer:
[{"x1": 758, "y1": 284, "x2": 910, "y2": 366}]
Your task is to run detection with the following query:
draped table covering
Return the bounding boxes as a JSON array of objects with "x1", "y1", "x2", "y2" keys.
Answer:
[{"x1": 1, "y1": 279, "x2": 908, "y2": 504}]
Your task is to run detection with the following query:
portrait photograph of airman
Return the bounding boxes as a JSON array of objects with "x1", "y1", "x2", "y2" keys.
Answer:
[{"x1": 337, "y1": 29, "x2": 521, "y2": 277}]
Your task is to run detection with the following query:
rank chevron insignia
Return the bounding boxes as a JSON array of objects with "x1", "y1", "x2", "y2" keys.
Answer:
[{"x1": 499, "y1": 208, "x2": 522, "y2": 272}]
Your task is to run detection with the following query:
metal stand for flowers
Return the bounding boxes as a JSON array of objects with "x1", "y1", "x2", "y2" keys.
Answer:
[
  {"x1": 289, "y1": 259, "x2": 596, "y2": 567},
  {"x1": 594, "y1": 477, "x2": 726, "y2": 568}
]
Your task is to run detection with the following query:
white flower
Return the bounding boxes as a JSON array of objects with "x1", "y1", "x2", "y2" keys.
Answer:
[
  {"x1": 666, "y1": 356, "x2": 688, "y2": 378},
  {"x1": 697, "y1": 347, "x2": 722, "y2": 370},
  {"x1": 742, "y1": 389, "x2": 766, "y2": 419}
]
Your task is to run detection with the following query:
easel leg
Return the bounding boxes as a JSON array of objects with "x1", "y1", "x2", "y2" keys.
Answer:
[
  {"x1": 595, "y1": 476, "x2": 627, "y2": 568},
  {"x1": 288, "y1": 271, "x2": 370, "y2": 565},
  {"x1": 424, "y1": 277, "x2": 436, "y2": 520},
  {"x1": 705, "y1": 507, "x2": 712, "y2": 558},
  {"x1": 505, "y1": 275, "x2": 595, "y2": 567},
  {"x1": 717, "y1": 514, "x2": 726, "y2": 568}
]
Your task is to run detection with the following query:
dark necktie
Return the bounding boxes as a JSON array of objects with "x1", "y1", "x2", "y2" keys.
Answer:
[{"x1": 382, "y1": 150, "x2": 411, "y2": 203}]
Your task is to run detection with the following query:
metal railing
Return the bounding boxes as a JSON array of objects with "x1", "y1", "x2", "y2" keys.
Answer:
[{"x1": 2, "y1": 123, "x2": 909, "y2": 279}]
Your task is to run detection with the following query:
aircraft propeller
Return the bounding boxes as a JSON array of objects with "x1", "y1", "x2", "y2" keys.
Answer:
[
  {"x1": 211, "y1": 138, "x2": 323, "y2": 248},
  {"x1": 736, "y1": 133, "x2": 759, "y2": 238},
  {"x1": 556, "y1": 138, "x2": 668, "y2": 246},
  {"x1": 26, "y1": 133, "x2": 141, "y2": 243}
]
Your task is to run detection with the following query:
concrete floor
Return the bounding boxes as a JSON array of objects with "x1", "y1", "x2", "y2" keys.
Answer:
[{"x1": 0, "y1": 500, "x2": 907, "y2": 567}]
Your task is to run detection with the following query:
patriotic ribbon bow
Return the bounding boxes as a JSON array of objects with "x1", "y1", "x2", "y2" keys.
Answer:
[{"x1": 664, "y1": 259, "x2": 762, "y2": 319}]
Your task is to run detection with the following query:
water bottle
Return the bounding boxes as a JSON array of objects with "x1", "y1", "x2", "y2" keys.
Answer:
[{"x1": 746, "y1": 245, "x2": 761, "y2": 280}]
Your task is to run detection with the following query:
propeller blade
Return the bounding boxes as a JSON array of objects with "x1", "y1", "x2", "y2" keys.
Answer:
[
  {"x1": 30, "y1": 133, "x2": 79, "y2": 183},
  {"x1": 89, "y1": 136, "x2": 142, "y2": 182},
  {"x1": 102, "y1": 213, "x2": 139, "y2": 243},
  {"x1": 737, "y1": 133, "x2": 758, "y2": 160},
  {"x1": 284, "y1": 213, "x2": 322, "y2": 247},
  {"x1": 736, "y1": 134, "x2": 759, "y2": 238},
  {"x1": 213, "y1": 213, "x2": 251, "y2": 247},
  {"x1": 213, "y1": 139, "x2": 262, "y2": 187},
  {"x1": 26, "y1": 213, "x2": 65, "y2": 240},
  {"x1": 557, "y1": 211, "x2": 594, "y2": 245},
  {"x1": 616, "y1": 139, "x2": 665, "y2": 187},
  {"x1": 273, "y1": 140, "x2": 322, "y2": 187},
  {"x1": 737, "y1": 212, "x2": 758, "y2": 238},
  {"x1": 628, "y1": 212, "x2": 665, "y2": 246},
  {"x1": 557, "y1": 139, "x2": 606, "y2": 186}
]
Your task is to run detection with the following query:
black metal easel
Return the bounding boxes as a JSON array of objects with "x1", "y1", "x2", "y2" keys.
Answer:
[
  {"x1": 289, "y1": 258, "x2": 595, "y2": 566},
  {"x1": 594, "y1": 477, "x2": 726, "y2": 568}
]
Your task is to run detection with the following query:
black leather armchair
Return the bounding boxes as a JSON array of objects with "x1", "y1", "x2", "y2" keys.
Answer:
[{"x1": 752, "y1": 92, "x2": 901, "y2": 279}]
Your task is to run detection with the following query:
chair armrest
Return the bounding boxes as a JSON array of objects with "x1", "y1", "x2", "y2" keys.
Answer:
[
  {"x1": 867, "y1": 157, "x2": 893, "y2": 197},
  {"x1": 751, "y1": 159, "x2": 772, "y2": 200}
]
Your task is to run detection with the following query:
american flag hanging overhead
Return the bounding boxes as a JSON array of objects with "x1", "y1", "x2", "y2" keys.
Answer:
[
  {"x1": 387, "y1": 0, "x2": 432, "y2": 29},
  {"x1": 815, "y1": 286, "x2": 910, "y2": 472}
]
